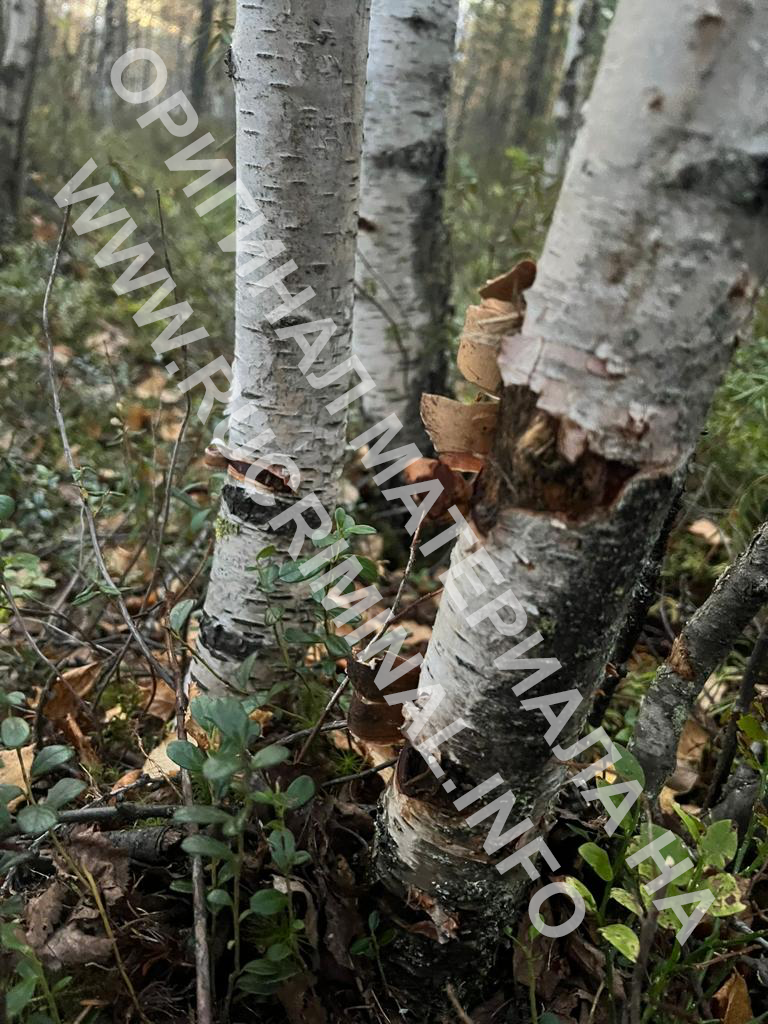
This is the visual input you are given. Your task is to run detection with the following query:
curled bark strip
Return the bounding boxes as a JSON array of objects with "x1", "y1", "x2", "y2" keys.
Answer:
[
  {"x1": 632, "y1": 521, "x2": 768, "y2": 797},
  {"x1": 204, "y1": 442, "x2": 295, "y2": 493},
  {"x1": 420, "y1": 394, "x2": 498, "y2": 466},
  {"x1": 402, "y1": 458, "x2": 472, "y2": 519},
  {"x1": 348, "y1": 692, "x2": 405, "y2": 744},
  {"x1": 478, "y1": 259, "x2": 537, "y2": 301},
  {"x1": 457, "y1": 302, "x2": 522, "y2": 397},
  {"x1": 348, "y1": 654, "x2": 419, "y2": 702}
]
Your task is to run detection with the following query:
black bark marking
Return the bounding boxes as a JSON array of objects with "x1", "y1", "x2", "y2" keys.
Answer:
[{"x1": 198, "y1": 611, "x2": 264, "y2": 662}]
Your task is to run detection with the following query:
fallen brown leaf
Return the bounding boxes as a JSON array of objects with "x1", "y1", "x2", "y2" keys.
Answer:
[
  {"x1": 138, "y1": 678, "x2": 177, "y2": 721},
  {"x1": 0, "y1": 746, "x2": 34, "y2": 809},
  {"x1": 43, "y1": 662, "x2": 100, "y2": 720},
  {"x1": 713, "y1": 971, "x2": 753, "y2": 1024},
  {"x1": 141, "y1": 733, "x2": 182, "y2": 779}
]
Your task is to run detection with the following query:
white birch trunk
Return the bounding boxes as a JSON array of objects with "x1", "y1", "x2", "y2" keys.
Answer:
[
  {"x1": 193, "y1": 0, "x2": 371, "y2": 693},
  {"x1": 378, "y1": 0, "x2": 768, "y2": 976},
  {"x1": 354, "y1": 0, "x2": 458, "y2": 446},
  {"x1": 0, "y1": 0, "x2": 39, "y2": 237},
  {"x1": 544, "y1": 0, "x2": 600, "y2": 181}
]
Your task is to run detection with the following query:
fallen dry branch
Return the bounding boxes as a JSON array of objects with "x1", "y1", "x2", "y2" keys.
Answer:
[{"x1": 632, "y1": 520, "x2": 768, "y2": 796}]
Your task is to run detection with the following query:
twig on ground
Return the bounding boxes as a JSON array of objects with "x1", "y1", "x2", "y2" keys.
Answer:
[
  {"x1": 41, "y1": 208, "x2": 174, "y2": 689},
  {"x1": 323, "y1": 756, "x2": 398, "y2": 787},
  {"x1": 171, "y1": 630, "x2": 213, "y2": 1024},
  {"x1": 280, "y1": 720, "x2": 346, "y2": 746},
  {"x1": 79, "y1": 862, "x2": 151, "y2": 1024},
  {"x1": 445, "y1": 983, "x2": 474, "y2": 1024},
  {"x1": 629, "y1": 893, "x2": 662, "y2": 1024},
  {"x1": 362, "y1": 519, "x2": 424, "y2": 657},
  {"x1": 6, "y1": 803, "x2": 177, "y2": 836},
  {"x1": 705, "y1": 619, "x2": 768, "y2": 809},
  {"x1": 385, "y1": 585, "x2": 443, "y2": 629}
]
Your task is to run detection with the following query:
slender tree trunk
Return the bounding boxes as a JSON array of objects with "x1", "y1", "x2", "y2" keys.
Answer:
[
  {"x1": 190, "y1": 0, "x2": 215, "y2": 113},
  {"x1": 354, "y1": 0, "x2": 458, "y2": 447},
  {"x1": 92, "y1": 0, "x2": 117, "y2": 113},
  {"x1": 377, "y1": 0, "x2": 768, "y2": 983},
  {"x1": 513, "y1": 0, "x2": 557, "y2": 149},
  {"x1": 193, "y1": 0, "x2": 371, "y2": 693},
  {"x1": 0, "y1": 0, "x2": 44, "y2": 241},
  {"x1": 82, "y1": 1, "x2": 98, "y2": 100},
  {"x1": 544, "y1": 0, "x2": 600, "y2": 180},
  {"x1": 116, "y1": 0, "x2": 128, "y2": 61}
]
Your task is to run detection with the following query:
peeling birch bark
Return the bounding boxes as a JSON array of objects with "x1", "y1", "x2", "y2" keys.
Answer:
[
  {"x1": 633, "y1": 521, "x2": 768, "y2": 798},
  {"x1": 193, "y1": 0, "x2": 371, "y2": 693},
  {"x1": 378, "y1": 0, "x2": 768, "y2": 982},
  {"x1": 354, "y1": 0, "x2": 458, "y2": 446},
  {"x1": 501, "y1": 0, "x2": 768, "y2": 468}
]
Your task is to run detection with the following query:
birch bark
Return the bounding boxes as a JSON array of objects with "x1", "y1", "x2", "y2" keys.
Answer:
[
  {"x1": 0, "y1": 0, "x2": 42, "y2": 240},
  {"x1": 378, "y1": 0, "x2": 768, "y2": 977},
  {"x1": 544, "y1": 0, "x2": 600, "y2": 180},
  {"x1": 354, "y1": 0, "x2": 458, "y2": 446},
  {"x1": 193, "y1": 0, "x2": 371, "y2": 693}
]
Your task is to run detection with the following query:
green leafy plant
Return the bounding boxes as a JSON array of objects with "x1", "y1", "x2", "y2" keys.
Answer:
[
  {"x1": 168, "y1": 694, "x2": 317, "y2": 1005},
  {"x1": 555, "y1": 739, "x2": 766, "y2": 1024},
  {"x1": 0, "y1": 698, "x2": 82, "y2": 855},
  {"x1": 0, "y1": 495, "x2": 55, "y2": 615},
  {"x1": 1, "y1": 915, "x2": 68, "y2": 1022}
]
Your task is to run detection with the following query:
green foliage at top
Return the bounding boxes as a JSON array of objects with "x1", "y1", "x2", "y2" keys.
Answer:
[
  {"x1": 447, "y1": 146, "x2": 557, "y2": 330},
  {"x1": 695, "y1": 330, "x2": 768, "y2": 545}
]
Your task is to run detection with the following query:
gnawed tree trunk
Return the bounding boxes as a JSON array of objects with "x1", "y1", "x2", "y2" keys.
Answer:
[
  {"x1": 544, "y1": 0, "x2": 600, "y2": 180},
  {"x1": 0, "y1": 0, "x2": 43, "y2": 241},
  {"x1": 377, "y1": 0, "x2": 768, "y2": 984},
  {"x1": 354, "y1": 0, "x2": 458, "y2": 447},
  {"x1": 193, "y1": 0, "x2": 371, "y2": 693},
  {"x1": 189, "y1": 0, "x2": 215, "y2": 112}
]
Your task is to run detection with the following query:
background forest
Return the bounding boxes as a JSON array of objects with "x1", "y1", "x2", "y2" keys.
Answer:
[{"x1": 1, "y1": 1, "x2": 768, "y2": 1023}]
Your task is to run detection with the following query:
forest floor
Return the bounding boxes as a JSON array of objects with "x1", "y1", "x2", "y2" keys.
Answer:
[{"x1": 1, "y1": 120, "x2": 768, "y2": 1024}]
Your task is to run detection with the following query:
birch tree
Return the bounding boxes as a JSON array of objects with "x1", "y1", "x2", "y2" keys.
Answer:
[
  {"x1": 93, "y1": 0, "x2": 118, "y2": 112},
  {"x1": 544, "y1": 0, "x2": 600, "y2": 180},
  {"x1": 189, "y1": 0, "x2": 215, "y2": 112},
  {"x1": 354, "y1": 0, "x2": 458, "y2": 446},
  {"x1": 377, "y1": 0, "x2": 768, "y2": 972},
  {"x1": 0, "y1": 0, "x2": 44, "y2": 241},
  {"x1": 193, "y1": 0, "x2": 371, "y2": 692},
  {"x1": 513, "y1": 0, "x2": 557, "y2": 148}
]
